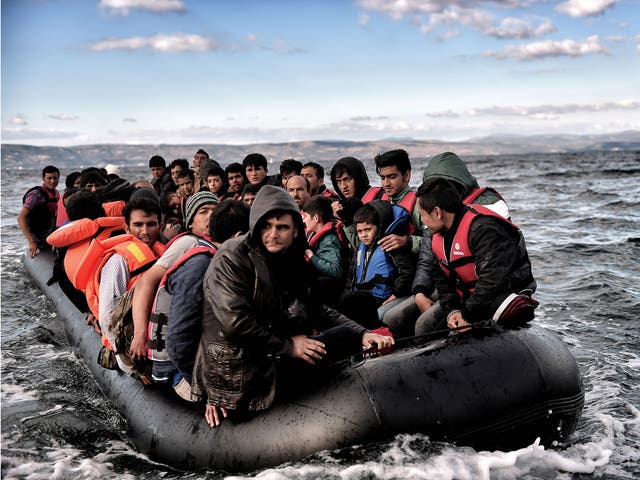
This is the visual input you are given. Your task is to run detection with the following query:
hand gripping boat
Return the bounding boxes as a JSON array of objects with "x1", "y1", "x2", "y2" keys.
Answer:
[{"x1": 24, "y1": 251, "x2": 584, "y2": 472}]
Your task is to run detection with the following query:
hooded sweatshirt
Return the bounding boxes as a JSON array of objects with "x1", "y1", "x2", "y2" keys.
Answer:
[{"x1": 330, "y1": 157, "x2": 371, "y2": 201}]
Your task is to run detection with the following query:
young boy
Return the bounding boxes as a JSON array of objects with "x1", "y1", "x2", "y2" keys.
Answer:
[
  {"x1": 206, "y1": 167, "x2": 228, "y2": 198},
  {"x1": 347, "y1": 201, "x2": 415, "y2": 320},
  {"x1": 18, "y1": 165, "x2": 60, "y2": 258},
  {"x1": 303, "y1": 196, "x2": 345, "y2": 280}
]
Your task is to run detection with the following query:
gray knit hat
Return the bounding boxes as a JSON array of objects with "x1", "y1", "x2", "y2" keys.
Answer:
[{"x1": 184, "y1": 191, "x2": 219, "y2": 228}]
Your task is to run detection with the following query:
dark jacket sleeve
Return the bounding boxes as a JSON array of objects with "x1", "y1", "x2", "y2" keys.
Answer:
[
  {"x1": 311, "y1": 303, "x2": 368, "y2": 336},
  {"x1": 462, "y1": 216, "x2": 519, "y2": 322},
  {"x1": 411, "y1": 229, "x2": 436, "y2": 297},
  {"x1": 209, "y1": 246, "x2": 293, "y2": 357},
  {"x1": 388, "y1": 249, "x2": 416, "y2": 297},
  {"x1": 165, "y1": 254, "x2": 211, "y2": 379}
]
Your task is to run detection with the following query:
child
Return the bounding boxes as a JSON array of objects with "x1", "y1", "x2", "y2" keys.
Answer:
[
  {"x1": 303, "y1": 196, "x2": 345, "y2": 278},
  {"x1": 347, "y1": 200, "x2": 415, "y2": 320},
  {"x1": 206, "y1": 166, "x2": 228, "y2": 198}
]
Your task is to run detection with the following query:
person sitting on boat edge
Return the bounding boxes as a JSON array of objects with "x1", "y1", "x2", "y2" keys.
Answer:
[
  {"x1": 383, "y1": 151, "x2": 513, "y2": 338},
  {"x1": 95, "y1": 196, "x2": 165, "y2": 373},
  {"x1": 416, "y1": 179, "x2": 538, "y2": 333},
  {"x1": 153, "y1": 200, "x2": 250, "y2": 401},
  {"x1": 18, "y1": 165, "x2": 60, "y2": 258},
  {"x1": 198, "y1": 185, "x2": 393, "y2": 428},
  {"x1": 130, "y1": 191, "x2": 219, "y2": 382},
  {"x1": 345, "y1": 201, "x2": 415, "y2": 321}
]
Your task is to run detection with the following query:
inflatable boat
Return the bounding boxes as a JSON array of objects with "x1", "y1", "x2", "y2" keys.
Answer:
[{"x1": 24, "y1": 251, "x2": 584, "y2": 472}]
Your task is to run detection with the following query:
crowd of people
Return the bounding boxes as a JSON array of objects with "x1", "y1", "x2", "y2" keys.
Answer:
[{"x1": 20, "y1": 148, "x2": 539, "y2": 427}]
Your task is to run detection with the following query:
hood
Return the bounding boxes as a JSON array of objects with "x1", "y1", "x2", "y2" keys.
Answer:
[
  {"x1": 422, "y1": 152, "x2": 479, "y2": 195},
  {"x1": 367, "y1": 199, "x2": 406, "y2": 238},
  {"x1": 330, "y1": 157, "x2": 371, "y2": 200},
  {"x1": 249, "y1": 185, "x2": 305, "y2": 245}
]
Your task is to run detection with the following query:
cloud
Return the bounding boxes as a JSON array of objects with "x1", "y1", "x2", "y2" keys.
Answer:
[
  {"x1": 350, "y1": 115, "x2": 389, "y2": 121},
  {"x1": 48, "y1": 113, "x2": 79, "y2": 121},
  {"x1": 123, "y1": 117, "x2": 137, "y2": 123},
  {"x1": 358, "y1": 1, "x2": 555, "y2": 40},
  {"x1": 555, "y1": 0, "x2": 617, "y2": 17},
  {"x1": 9, "y1": 114, "x2": 28, "y2": 125},
  {"x1": 89, "y1": 33, "x2": 220, "y2": 52},
  {"x1": 485, "y1": 17, "x2": 556, "y2": 39},
  {"x1": 484, "y1": 35, "x2": 610, "y2": 60},
  {"x1": 98, "y1": 0, "x2": 185, "y2": 16},
  {"x1": 88, "y1": 32, "x2": 305, "y2": 55},
  {"x1": 1, "y1": 127, "x2": 82, "y2": 141},
  {"x1": 427, "y1": 100, "x2": 640, "y2": 118},
  {"x1": 359, "y1": 13, "x2": 370, "y2": 28}
]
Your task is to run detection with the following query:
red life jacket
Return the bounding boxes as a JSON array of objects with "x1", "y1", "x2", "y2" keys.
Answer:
[
  {"x1": 308, "y1": 221, "x2": 348, "y2": 249},
  {"x1": 431, "y1": 205, "x2": 520, "y2": 298},
  {"x1": 22, "y1": 186, "x2": 59, "y2": 235},
  {"x1": 147, "y1": 240, "x2": 217, "y2": 361},
  {"x1": 462, "y1": 187, "x2": 506, "y2": 205},
  {"x1": 361, "y1": 187, "x2": 417, "y2": 234}
]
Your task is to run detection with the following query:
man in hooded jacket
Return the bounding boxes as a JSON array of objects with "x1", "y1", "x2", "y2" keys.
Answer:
[{"x1": 197, "y1": 186, "x2": 393, "y2": 427}]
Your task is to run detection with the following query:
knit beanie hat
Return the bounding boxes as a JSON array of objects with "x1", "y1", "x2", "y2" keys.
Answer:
[
  {"x1": 102, "y1": 177, "x2": 135, "y2": 202},
  {"x1": 184, "y1": 191, "x2": 219, "y2": 228}
]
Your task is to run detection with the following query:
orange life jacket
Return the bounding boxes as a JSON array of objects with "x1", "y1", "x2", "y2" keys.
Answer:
[
  {"x1": 361, "y1": 187, "x2": 417, "y2": 234},
  {"x1": 103, "y1": 200, "x2": 125, "y2": 217},
  {"x1": 82, "y1": 234, "x2": 166, "y2": 318}
]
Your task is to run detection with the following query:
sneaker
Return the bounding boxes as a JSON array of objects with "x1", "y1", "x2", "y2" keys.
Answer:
[
  {"x1": 97, "y1": 346, "x2": 119, "y2": 370},
  {"x1": 173, "y1": 377, "x2": 196, "y2": 402}
]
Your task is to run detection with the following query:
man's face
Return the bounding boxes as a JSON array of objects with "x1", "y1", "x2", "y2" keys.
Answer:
[
  {"x1": 177, "y1": 176, "x2": 194, "y2": 197},
  {"x1": 150, "y1": 166, "x2": 165, "y2": 181},
  {"x1": 335, "y1": 172, "x2": 355, "y2": 199},
  {"x1": 379, "y1": 165, "x2": 410, "y2": 198},
  {"x1": 227, "y1": 171, "x2": 244, "y2": 193},
  {"x1": 246, "y1": 165, "x2": 267, "y2": 185},
  {"x1": 242, "y1": 192, "x2": 256, "y2": 207},
  {"x1": 207, "y1": 175, "x2": 223, "y2": 194},
  {"x1": 84, "y1": 182, "x2": 101, "y2": 193},
  {"x1": 356, "y1": 222, "x2": 378, "y2": 247},
  {"x1": 261, "y1": 213, "x2": 297, "y2": 254},
  {"x1": 301, "y1": 166, "x2": 323, "y2": 195},
  {"x1": 418, "y1": 204, "x2": 444, "y2": 235},
  {"x1": 193, "y1": 153, "x2": 207, "y2": 169},
  {"x1": 189, "y1": 204, "x2": 215, "y2": 236},
  {"x1": 126, "y1": 209, "x2": 160, "y2": 246},
  {"x1": 43, "y1": 172, "x2": 59, "y2": 190},
  {"x1": 171, "y1": 166, "x2": 183, "y2": 185},
  {"x1": 286, "y1": 177, "x2": 310, "y2": 209}
]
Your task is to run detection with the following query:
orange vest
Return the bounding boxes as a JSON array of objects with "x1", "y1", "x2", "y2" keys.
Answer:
[
  {"x1": 83, "y1": 234, "x2": 166, "y2": 318},
  {"x1": 103, "y1": 200, "x2": 125, "y2": 217}
]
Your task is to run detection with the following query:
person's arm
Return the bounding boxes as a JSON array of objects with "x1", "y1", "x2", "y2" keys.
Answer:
[
  {"x1": 389, "y1": 250, "x2": 415, "y2": 298},
  {"x1": 130, "y1": 264, "x2": 167, "y2": 359},
  {"x1": 165, "y1": 255, "x2": 210, "y2": 379},
  {"x1": 307, "y1": 235, "x2": 343, "y2": 278},
  {"x1": 462, "y1": 218, "x2": 518, "y2": 322},
  {"x1": 98, "y1": 254, "x2": 129, "y2": 347},
  {"x1": 17, "y1": 206, "x2": 38, "y2": 258},
  {"x1": 411, "y1": 229, "x2": 435, "y2": 298}
]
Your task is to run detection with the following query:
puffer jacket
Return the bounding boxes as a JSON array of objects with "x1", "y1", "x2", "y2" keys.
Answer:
[{"x1": 196, "y1": 186, "x2": 366, "y2": 411}]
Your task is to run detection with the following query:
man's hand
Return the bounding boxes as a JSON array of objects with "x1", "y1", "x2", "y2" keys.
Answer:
[
  {"x1": 291, "y1": 335, "x2": 326, "y2": 365},
  {"x1": 331, "y1": 201, "x2": 343, "y2": 220},
  {"x1": 381, "y1": 294, "x2": 397, "y2": 306},
  {"x1": 205, "y1": 404, "x2": 228, "y2": 428},
  {"x1": 447, "y1": 310, "x2": 472, "y2": 333},
  {"x1": 129, "y1": 333, "x2": 148, "y2": 361},
  {"x1": 414, "y1": 293, "x2": 434, "y2": 314},
  {"x1": 378, "y1": 234, "x2": 407, "y2": 252},
  {"x1": 28, "y1": 241, "x2": 38, "y2": 258},
  {"x1": 362, "y1": 332, "x2": 395, "y2": 350}
]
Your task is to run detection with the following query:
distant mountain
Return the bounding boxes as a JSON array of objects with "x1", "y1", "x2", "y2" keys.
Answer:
[{"x1": 2, "y1": 131, "x2": 638, "y2": 170}]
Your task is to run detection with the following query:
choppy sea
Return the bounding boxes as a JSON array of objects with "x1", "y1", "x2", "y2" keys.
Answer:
[{"x1": 1, "y1": 151, "x2": 639, "y2": 479}]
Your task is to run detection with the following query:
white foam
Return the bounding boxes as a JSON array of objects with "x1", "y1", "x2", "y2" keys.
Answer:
[{"x1": 1, "y1": 382, "x2": 38, "y2": 403}]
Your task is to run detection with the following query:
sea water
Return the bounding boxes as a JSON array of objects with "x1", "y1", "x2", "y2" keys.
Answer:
[{"x1": 1, "y1": 151, "x2": 639, "y2": 479}]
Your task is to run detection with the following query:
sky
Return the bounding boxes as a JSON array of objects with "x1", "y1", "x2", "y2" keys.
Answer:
[{"x1": 1, "y1": 0, "x2": 639, "y2": 146}]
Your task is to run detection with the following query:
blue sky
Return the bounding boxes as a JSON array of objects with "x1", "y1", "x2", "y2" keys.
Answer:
[{"x1": 1, "y1": 0, "x2": 638, "y2": 146}]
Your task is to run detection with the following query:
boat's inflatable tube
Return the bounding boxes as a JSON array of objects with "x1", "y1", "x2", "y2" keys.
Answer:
[{"x1": 25, "y1": 251, "x2": 584, "y2": 472}]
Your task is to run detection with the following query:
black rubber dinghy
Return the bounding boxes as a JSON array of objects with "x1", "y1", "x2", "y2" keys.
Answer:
[{"x1": 25, "y1": 251, "x2": 584, "y2": 471}]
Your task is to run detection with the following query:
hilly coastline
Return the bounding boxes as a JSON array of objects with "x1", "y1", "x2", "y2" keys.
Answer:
[{"x1": 2, "y1": 131, "x2": 639, "y2": 170}]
